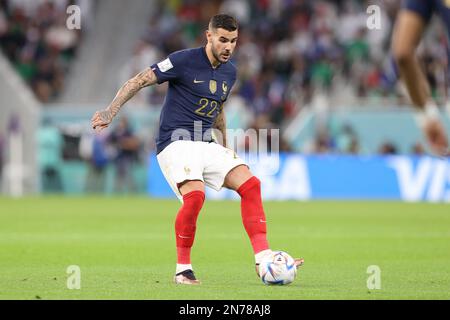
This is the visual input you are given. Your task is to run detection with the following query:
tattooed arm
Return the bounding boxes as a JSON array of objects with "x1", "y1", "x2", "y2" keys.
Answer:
[
  {"x1": 91, "y1": 68, "x2": 157, "y2": 131},
  {"x1": 213, "y1": 108, "x2": 227, "y2": 147}
]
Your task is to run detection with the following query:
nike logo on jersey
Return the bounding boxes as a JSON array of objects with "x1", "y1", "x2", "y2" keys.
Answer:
[
  {"x1": 260, "y1": 219, "x2": 267, "y2": 223},
  {"x1": 193, "y1": 79, "x2": 205, "y2": 84},
  {"x1": 178, "y1": 234, "x2": 191, "y2": 239}
]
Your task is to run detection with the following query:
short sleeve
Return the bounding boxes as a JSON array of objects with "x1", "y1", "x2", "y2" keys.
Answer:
[
  {"x1": 402, "y1": 0, "x2": 434, "y2": 24},
  {"x1": 150, "y1": 51, "x2": 185, "y2": 84}
]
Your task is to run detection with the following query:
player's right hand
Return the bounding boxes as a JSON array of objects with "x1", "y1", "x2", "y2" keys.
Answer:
[
  {"x1": 423, "y1": 117, "x2": 449, "y2": 157},
  {"x1": 91, "y1": 110, "x2": 112, "y2": 133}
]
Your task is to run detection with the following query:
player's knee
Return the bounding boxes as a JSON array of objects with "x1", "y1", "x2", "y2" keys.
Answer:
[
  {"x1": 182, "y1": 190, "x2": 205, "y2": 211},
  {"x1": 237, "y1": 176, "x2": 261, "y2": 197},
  {"x1": 175, "y1": 191, "x2": 204, "y2": 230},
  {"x1": 392, "y1": 47, "x2": 414, "y2": 67}
]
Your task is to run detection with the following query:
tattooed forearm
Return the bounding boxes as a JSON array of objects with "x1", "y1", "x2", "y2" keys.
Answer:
[
  {"x1": 99, "y1": 68, "x2": 157, "y2": 123},
  {"x1": 213, "y1": 108, "x2": 227, "y2": 147}
]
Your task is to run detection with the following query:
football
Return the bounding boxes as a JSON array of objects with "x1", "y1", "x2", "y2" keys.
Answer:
[{"x1": 259, "y1": 251, "x2": 297, "y2": 285}]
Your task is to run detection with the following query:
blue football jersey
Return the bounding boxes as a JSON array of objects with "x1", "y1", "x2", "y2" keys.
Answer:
[{"x1": 151, "y1": 47, "x2": 237, "y2": 154}]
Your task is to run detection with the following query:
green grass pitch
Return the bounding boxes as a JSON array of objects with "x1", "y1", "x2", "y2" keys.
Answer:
[{"x1": 0, "y1": 197, "x2": 449, "y2": 300}]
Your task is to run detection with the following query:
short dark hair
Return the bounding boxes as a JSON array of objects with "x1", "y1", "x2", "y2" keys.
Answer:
[{"x1": 209, "y1": 14, "x2": 238, "y2": 32}]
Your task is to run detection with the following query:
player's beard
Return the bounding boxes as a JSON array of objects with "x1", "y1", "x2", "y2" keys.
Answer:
[{"x1": 212, "y1": 46, "x2": 231, "y2": 64}]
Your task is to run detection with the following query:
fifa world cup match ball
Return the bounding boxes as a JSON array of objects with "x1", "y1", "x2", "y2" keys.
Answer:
[{"x1": 259, "y1": 251, "x2": 297, "y2": 285}]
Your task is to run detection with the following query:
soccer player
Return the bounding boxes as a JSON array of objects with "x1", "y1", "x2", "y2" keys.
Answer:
[
  {"x1": 392, "y1": 0, "x2": 450, "y2": 156},
  {"x1": 91, "y1": 14, "x2": 303, "y2": 285}
]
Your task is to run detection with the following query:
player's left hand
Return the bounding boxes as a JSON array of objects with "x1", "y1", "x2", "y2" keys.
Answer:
[
  {"x1": 91, "y1": 110, "x2": 113, "y2": 133},
  {"x1": 423, "y1": 117, "x2": 449, "y2": 157}
]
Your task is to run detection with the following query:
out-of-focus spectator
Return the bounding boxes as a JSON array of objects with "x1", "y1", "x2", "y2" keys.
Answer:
[
  {"x1": 345, "y1": 27, "x2": 369, "y2": 65},
  {"x1": 108, "y1": 117, "x2": 140, "y2": 194},
  {"x1": 378, "y1": 141, "x2": 398, "y2": 155},
  {"x1": 313, "y1": 127, "x2": 335, "y2": 154},
  {"x1": 83, "y1": 131, "x2": 109, "y2": 193},
  {"x1": 411, "y1": 142, "x2": 425, "y2": 156},
  {"x1": 336, "y1": 123, "x2": 359, "y2": 154},
  {"x1": 310, "y1": 55, "x2": 334, "y2": 90},
  {"x1": 348, "y1": 136, "x2": 360, "y2": 154},
  {"x1": 37, "y1": 117, "x2": 63, "y2": 192},
  {"x1": 219, "y1": 0, "x2": 251, "y2": 27}
]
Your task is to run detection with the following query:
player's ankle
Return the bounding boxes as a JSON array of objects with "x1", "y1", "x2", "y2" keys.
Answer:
[{"x1": 176, "y1": 263, "x2": 193, "y2": 274}]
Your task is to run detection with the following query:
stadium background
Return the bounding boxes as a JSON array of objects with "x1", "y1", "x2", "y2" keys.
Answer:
[
  {"x1": 0, "y1": 0, "x2": 450, "y2": 300},
  {"x1": 1, "y1": 0, "x2": 449, "y2": 200}
]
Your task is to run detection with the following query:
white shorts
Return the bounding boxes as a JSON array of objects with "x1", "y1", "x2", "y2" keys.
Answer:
[{"x1": 157, "y1": 140, "x2": 247, "y2": 201}]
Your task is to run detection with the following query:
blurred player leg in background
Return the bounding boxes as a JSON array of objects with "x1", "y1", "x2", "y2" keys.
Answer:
[{"x1": 392, "y1": 5, "x2": 449, "y2": 156}]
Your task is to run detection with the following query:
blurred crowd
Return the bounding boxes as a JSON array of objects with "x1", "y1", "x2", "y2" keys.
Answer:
[
  {"x1": 306, "y1": 123, "x2": 426, "y2": 156},
  {"x1": 2, "y1": 0, "x2": 447, "y2": 195},
  {"x1": 1, "y1": 0, "x2": 448, "y2": 160},
  {"x1": 0, "y1": 0, "x2": 84, "y2": 102},
  {"x1": 123, "y1": 0, "x2": 449, "y2": 154}
]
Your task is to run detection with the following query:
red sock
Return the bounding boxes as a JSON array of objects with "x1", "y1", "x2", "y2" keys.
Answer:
[
  {"x1": 175, "y1": 190, "x2": 205, "y2": 264},
  {"x1": 237, "y1": 176, "x2": 270, "y2": 254}
]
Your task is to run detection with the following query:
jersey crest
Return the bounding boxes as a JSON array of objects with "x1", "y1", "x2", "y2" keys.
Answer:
[{"x1": 209, "y1": 80, "x2": 217, "y2": 94}]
